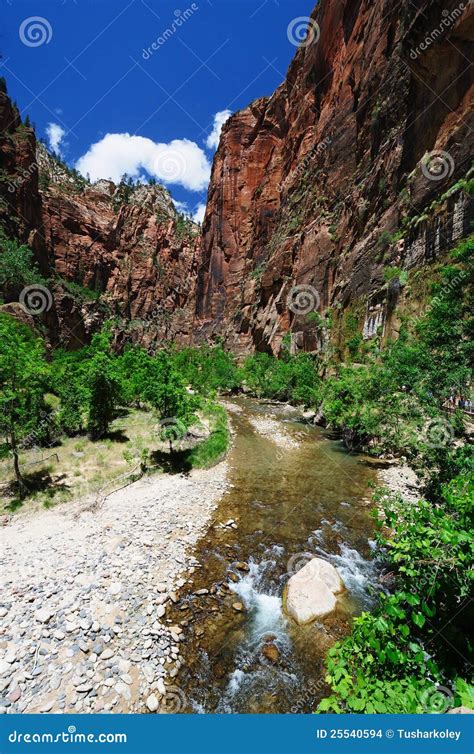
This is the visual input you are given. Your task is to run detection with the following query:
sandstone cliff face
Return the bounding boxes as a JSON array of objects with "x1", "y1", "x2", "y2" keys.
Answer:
[
  {"x1": 0, "y1": 93, "x2": 50, "y2": 274},
  {"x1": 1, "y1": 0, "x2": 473, "y2": 355},
  {"x1": 39, "y1": 149, "x2": 201, "y2": 350},
  {"x1": 197, "y1": 0, "x2": 474, "y2": 355},
  {"x1": 1, "y1": 107, "x2": 201, "y2": 349}
]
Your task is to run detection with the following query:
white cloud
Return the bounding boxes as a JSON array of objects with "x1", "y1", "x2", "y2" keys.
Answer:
[
  {"x1": 173, "y1": 199, "x2": 189, "y2": 215},
  {"x1": 46, "y1": 122, "x2": 66, "y2": 155},
  {"x1": 193, "y1": 203, "x2": 206, "y2": 224},
  {"x1": 206, "y1": 109, "x2": 232, "y2": 150},
  {"x1": 75, "y1": 133, "x2": 211, "y2": 191}
]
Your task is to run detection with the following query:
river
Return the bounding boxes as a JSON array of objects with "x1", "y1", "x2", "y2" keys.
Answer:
[{"x1": 171, "y1": 396, "x2": 380, "y2": 713}]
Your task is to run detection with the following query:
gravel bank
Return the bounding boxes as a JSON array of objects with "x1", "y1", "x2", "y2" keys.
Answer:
[
  {"x1": 247, "y1": 416, "x2": 300, "y2": 449},
  {"x1": 377, "y1": 463, "x2": 420, "y2": 503},
  {"x1": 0, "y1": 463, "x2": 228, "y2": 714}
]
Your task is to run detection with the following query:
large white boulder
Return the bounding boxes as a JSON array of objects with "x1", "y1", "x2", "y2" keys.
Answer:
[{"x1": 284, "y1": 557, "x2": 344, "y2": 625}]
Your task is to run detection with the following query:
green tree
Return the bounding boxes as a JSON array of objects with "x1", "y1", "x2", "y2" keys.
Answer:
[
  {"x1": 84, "y1": 329, "x2": 119, "y2": 440},
  {"x1": 114, "y1": 345, "x2": 152, "y2": 407},
  {"x1": 143, "y1": 354, "x2": 197, "y2": 452},
  {"x1": 0, "y1": 234, "x2": 47, "y2": 301},
  {"x1": 86, "y1": 355, "x2": 118, "y2": 439},
  {"x1": 0, "y1": 314, "x2": 47, "y2": 495}
]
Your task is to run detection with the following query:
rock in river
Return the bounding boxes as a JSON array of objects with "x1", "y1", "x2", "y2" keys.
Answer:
[
  {"x1": 284, "y1": 558, "x2": 344, "y2": 625},
  {"x1": 261, "y1": 643, "x2": 279, "y2": 663}
]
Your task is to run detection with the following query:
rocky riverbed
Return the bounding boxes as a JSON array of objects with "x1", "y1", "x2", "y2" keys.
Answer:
[{"x1": 0, "y1": 464, "x2": 228, "y2": 714}]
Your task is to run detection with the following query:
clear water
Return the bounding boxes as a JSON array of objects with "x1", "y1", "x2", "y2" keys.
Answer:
[{"x1": 172, "y1": 396, "x2": 380, "y2": 713}]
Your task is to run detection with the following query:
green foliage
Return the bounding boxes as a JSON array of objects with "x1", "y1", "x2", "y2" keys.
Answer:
[
  {"x1": 174, "y1": 213, "x2": 196, "y2": 241},
  {"x1": 112, "y1": 174, "x2": 137, "y2": 211},
  {"x1": 0, "y1": 314, "x2": 49, "y2": 492},
  {"x1": 242, "y1": 351, "x2": 320, "y2": 405},
  {"x1": 320, "y1": 236, "x2": 473, "y2": 456},
  {"x1": 140, "y1": 353, "x2": 199, "y2": 451},
  {"x1": 52, "y1": 328, "x2": 119, "y2": 440},
  {"x1": 84, "y1": 329, "x2": 120, "y2": 440},
  {"x1": 57, "y1": 381, "x2": 85, "y2": 437},
  {"x1": 318, "y1": 478, "x2": 474, "y2": 713},
  {"x1": 187, "y1": 402, "x2": 230, "y2": 468},
  {"x1": 0, "y1": 233, "x2": 47, "y2": 300},
  {"x1": 171, "y1": 345, "x2": 241, "y2": 397},
  {"x1": 316, "y1": 234, "x2": 473, "y2": 714},
  {"x1": 57, "y1": 277, "x2": 101, "y2": 302}
]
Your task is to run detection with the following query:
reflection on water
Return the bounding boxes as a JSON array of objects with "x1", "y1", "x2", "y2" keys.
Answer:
[{"x1": 173, "y1": 396, "x2": 380, "y2": 713}]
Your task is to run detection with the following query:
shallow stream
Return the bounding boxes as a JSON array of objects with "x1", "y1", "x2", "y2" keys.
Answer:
[{"x1": 173, "y1": 396, "x2": 380, "y2": 713}]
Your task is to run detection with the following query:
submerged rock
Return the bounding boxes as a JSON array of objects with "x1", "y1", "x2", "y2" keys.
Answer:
[
  {"x1": 284, "y1": 558, "x2": 344, "y2": 625},
  {"x1": 261, "y1": 643, "x2": 279, "y2": 663}
]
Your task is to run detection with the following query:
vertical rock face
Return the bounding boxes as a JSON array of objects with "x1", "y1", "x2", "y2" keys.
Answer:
[
  {"x1": 1, "y1": 0, "x2": 473, "y2": 353},
  {"x1": 38, "y1": 147, "x2": 201, "y2": 349},
  {"x1": 197, "y1": 0, "x2": 474, "y2": 355},
  {"x1": 0, "y1": 113, "x2": 201, "y2": 349},
  {"x1": 0, "y1": 93, "x2": 50, "y2": 275}
]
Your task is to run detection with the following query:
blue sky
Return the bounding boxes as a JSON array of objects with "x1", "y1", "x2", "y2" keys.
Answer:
[{"x1": 1, "y1": 0, "x2": 315, "y2": 219}]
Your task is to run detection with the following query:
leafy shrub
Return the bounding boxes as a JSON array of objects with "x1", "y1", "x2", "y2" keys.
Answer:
[
  {"x1": 0, "y1": 234, "x2": 47, "y2": 300},
  {"x1": 318, "y1": 479, "x2": 474, "y2": 713}
]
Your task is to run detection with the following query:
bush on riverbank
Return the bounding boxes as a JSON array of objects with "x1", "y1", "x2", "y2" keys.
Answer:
[
  {"x1": 187, "y1": 402, "x2": 230, "y2": 469},
  {"x1": 317, "y1": 465, "x2": 474, "y2": 713}
]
